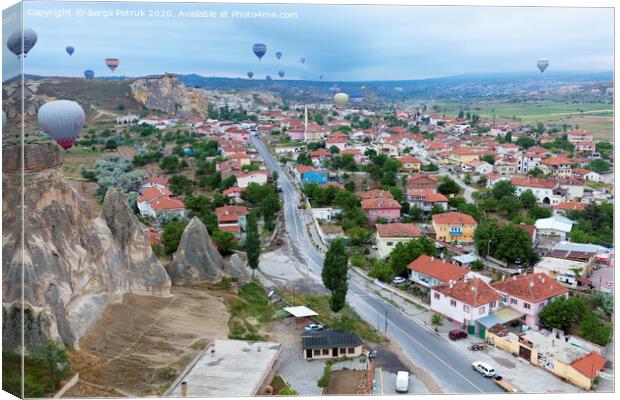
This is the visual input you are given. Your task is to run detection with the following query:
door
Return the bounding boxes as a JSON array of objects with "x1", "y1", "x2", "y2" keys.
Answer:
[
  {"x1": 306, "y1": 349, "x2": 312, "y2": 359},
  {"x1": 519, "y1": 345, "x2": 532, "y2": 360},
  {"x1": 332, "y1": 348, "x2": 338, "y2": 357},
  {"x1": 479, "y1": 327, "x2": 486, "y2": 339}
]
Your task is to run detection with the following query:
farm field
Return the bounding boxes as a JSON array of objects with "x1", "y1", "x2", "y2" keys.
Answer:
[{"x1": 431, "y1": 100, "x2": 613, "y2": 141}]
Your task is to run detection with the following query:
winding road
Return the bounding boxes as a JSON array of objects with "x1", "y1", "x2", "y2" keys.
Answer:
[{"x1": 252, "y1": 135, "x2": 502, "y2": 394}]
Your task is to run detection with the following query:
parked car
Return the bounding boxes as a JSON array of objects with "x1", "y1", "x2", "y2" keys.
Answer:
[
  {"x1": 304, "y1": 323, "x2": 324, "y2": 332},
  {"x1": 448, "y1": 329, "x2": 468, "y2": 341},
  {"x1": 395, "y1": 371, "x2": 410, "y2": 393},
  {"x1": 472, "y1": 361, "x2": 496, "y2": 378},
  {"x1": 392, "y1": 276, "x2": 407, "y2": 285}
]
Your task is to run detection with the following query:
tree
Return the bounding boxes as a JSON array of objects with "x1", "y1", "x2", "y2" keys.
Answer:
[
  {"x1": 519, "y1": 190, "x2": 537, "y2": 208},
  {"x1": 528, "y1": 167, "x2": 544, "y2": 178},
  {"x1": 169, "y1": 175, "x2": 194, "y2": 196},
  {"x1": 580, "y1": 314, "x2": 612, "y2": 346},
  {"x1": 529, "y1": 205, "x2": 552, "y2": 220},
  {"x1": 322, "y1": 239, "x2": 349, "y2": 312},
  {"x1": 347, "y1": 227, "x2": 371, "y2": 246},
  {"x1": 212, "y1": 230, "x2": 237, "y2": 255},
  {"x1": 588, "y1": 159, "x2": 610, "y2": 173},
  {"x1": 481, "y1": 154, "x2": 495, "y2": 165},
  {"x1": 245, "y1": 213, "x2": 260, "y2": 277},
  {"x1": 437, "y1": 176, "x2": 461, "y2": 196},
  {"x1": 493, "y1": 224, "x2": 533, "y2": 264},
  {"x1": 160, "y1": 155, "x2": 183, "y2": 172},
  {"x1": 390, "y1": 236, "x2": 436, "y2": 276},
  {"x1": 369, "y1": 260, "x2": 393, "y2": 282},
  {"x1": 498, "y1": 194, "x2": 522, "y2": 217},
  {"x1": 162, "y1": 220, "x2": 188, "y2": 255},
  {"x1": 296, "y1": 152, "x2": 312, "y2": 165},
  {"x1": 477, "y1": 176, "x2": 487, "y2": 187},
  {"x1": 538, "y1": 296, "x2": 579, "y2": 332},
  {"x1": 473, "y1": 220, "x2": 501, "y2": 257},
  {"x1": 491, "y1": 180, "x2": 516, "y2": 200},
  {"x1": 515, "y1": 137, "x2": 536, "y2": 149}
]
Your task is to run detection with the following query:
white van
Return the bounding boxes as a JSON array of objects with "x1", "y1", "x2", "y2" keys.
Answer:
[
  {"x1": 395, "y1": 371, "x2": 410, "y2": 393},
  {"x1": 472, "y1": 361, "x2": 496, "y2": 377}
]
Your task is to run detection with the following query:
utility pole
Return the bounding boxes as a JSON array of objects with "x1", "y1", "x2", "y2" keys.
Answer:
[{"x1": 384, "y1": 308, "x2": 388, "y2": 336}]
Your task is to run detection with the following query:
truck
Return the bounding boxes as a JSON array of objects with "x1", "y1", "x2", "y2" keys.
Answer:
[
  {"x1": 395, "y1": 371, "x2": 409, "y2": 393},
  {"x1": 494, "y1": 376, "x2": 519, "y2": 393}
]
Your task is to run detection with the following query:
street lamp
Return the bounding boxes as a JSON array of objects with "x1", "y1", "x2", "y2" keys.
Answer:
[{"x1": 487, "y1": 239, "x2": 492, "y2": 259}]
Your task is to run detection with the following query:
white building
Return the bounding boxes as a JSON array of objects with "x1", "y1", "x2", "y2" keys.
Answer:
[
  {"x1": 311, "y1": 207, "x2": 343, "y2": 222},
  {"x1": 430, "y1": 278, "x2": 501, "y2": 326},
  {"x1": 511, "y1": 177, "x2": 563, "y2": 205},
  {"x1": 535, "y1": 215, "x2": 575, "y2": 240}
]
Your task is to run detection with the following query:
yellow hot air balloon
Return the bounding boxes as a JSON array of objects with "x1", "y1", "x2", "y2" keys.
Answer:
[{"x1": 333, "y1": 92, "x2": 349, "y2": 107}]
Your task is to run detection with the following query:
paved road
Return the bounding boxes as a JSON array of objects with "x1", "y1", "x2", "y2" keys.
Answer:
[
  {"x1": 252, "y1": 136, "x2": 502, "y2": 394},
  {"x1": 416, "y1": 152, "x2": 476, "y2": 202}
]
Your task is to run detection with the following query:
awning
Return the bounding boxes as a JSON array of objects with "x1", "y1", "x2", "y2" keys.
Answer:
[
  {"x1": 283, "y1": 306, "x2": 318, "y2": 318},
  {"x1": 493, "y1": 308, "x2": 525, "y2": 323},
  {"x1": 476, "y1": 315, "x2": 504, "y2": 329}
]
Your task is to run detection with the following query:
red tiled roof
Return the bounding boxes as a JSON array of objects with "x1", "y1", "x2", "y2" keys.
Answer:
[
  {"x1": 432, "y1": 212, "x2": 477, "y2": 225},
  {"x1": 408, "y1": 189, "x2": 448, "y2": 203},
  {"x1": 407, "y1": 255, "x2": 468, "y2": 283},
  {"x1": 376, "y1": 223, "x2": 421, "y2": 238},
  {"x1": 554, "y1": 201, "x2": 587, "y2": 212},
  {"x1": 510, "y1": 177, "x2": 557, "y2": 189},
  {"x1": 138, "y1": 186, "x2": 172, "y2": 203},
  {"x1": 220, "y1": 225, "x2": 241, "y2": 233},
  {"x1": 399, "y1": 155, "x2": 421, "y2": 164},
  {"x1": 311, "y1": 149, "x2": 332, "y2": 158},
  {"x1": 297, "y1": 165, "x2": 318, "y2": 174},
  {"x1": 358, "y1": 189, "x2": 394, "y2": 200},
  {"x1": 492, "y1": 272, "x2": 568, "y2": 302},
  {"x1": 142, "y1": 176, "x2": 169, "y2": 186},
  {"x1": 361, "y1": 198, "x2": 401, "y2": 210},
  {"x1": 321, "y1": 182, "x2": 344, "y2": 190},
  {"x1": 433, "y1": 278, "x2": 501, "y2": 307},
  {"x1": 151, "y1": 197, "x2": 185, "y2": 210},
  {"x1": 571, "y1": 352, "x2": 607, "y2": 379},
  {"x1": 540, "y1": 156, "x2": 572, "y2": 166}
]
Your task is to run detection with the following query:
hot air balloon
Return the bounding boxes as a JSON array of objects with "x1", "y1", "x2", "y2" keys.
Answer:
[
  {"x1": 265, "y1": 75, "x2": 272, "y2": 81},
  {"x1": 252, "y1": 43, "x2": 267, "y2": 60},
  {"x1": 247, "y1": 71, "x2": 254, "y2": 79},
  {"x1": 300, "y1": 57, "x2": 306, "y2": 64},
  {"x1": 84, "y1": 70, "x2": 95, "y2": 79},
  {"x1": 278, "y1": 70, "x2": 285, "y2": 78},
  {"x1": 66, "y1": 46, "x2": 74, "y2": 56},
  {"x1": 537, "y1": 59, "x2": 549, "y2": 73},
  {"x1": 6, "y1": 28, "x2": 37, "y2": 58},
  {"x1": 105, "y1": 58, "x2": 119, "y2": 72},
  {"x1": 319, "y1": 75, "x2": 323, "y2": 80},
  {"x1": 37, "y1": 100, "x2": 86, "y2": 151},
  {"x1": 276, "y1": 51, "x2": 282, "y2": 60},
  {"x1": 2, "y1": 110, "x2": 7, "y2": 130},
  {"x1": 334, "y1": 93, "x2": 349, "y2": 107}
]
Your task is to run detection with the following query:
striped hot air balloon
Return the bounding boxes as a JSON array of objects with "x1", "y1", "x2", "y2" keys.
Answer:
[
  {"x1": 6, "y1": 28, "x2": 37, "y2": 58},
  {"x1": 252, "y1": 43, "x2": 267, "y2": 60},
  {"x1": 105, "y1": 58, "x2": 119, "y2": 72},
  {"x1": 37, "y1": 100, "x2": 86, "y2": 151}
]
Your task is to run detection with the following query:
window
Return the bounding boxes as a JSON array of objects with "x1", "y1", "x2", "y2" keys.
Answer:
[
  {"x1": 434, "y1": 293, "x2": 440, "y2": 300},
  {"x1": 490, "y1": 301, "x2": 496, "y2": 308},
  {"x1": 348, "y1": 348, "x2": 355, "y2": 354},
  {"x1": 479, "y1": 306, "x2": 485, "y2": 315},
  {"x1": 387, "y1": 241, "x2": 393, "y2": 246},
  {"x1": 322, "y1": 349, "x2": 329, "y2": 356},
  {"x1": 313, "y1": 349, "x2": 321, "y2": 356},
  {"x1": 510, "y1": 298, "x2": 518, "y2": 305},
  {"x1": 524, "y1": 302, "x2": 531, "y2": 310},
  {"x1": 340, "y1": 348, "x2": 347, "y2": 355},
  {"x1": 450, "y1": 299, "x2": 457, "y2": 307},
  {"x1": 463, "y1": 305, "x2": 470, "y2": 312},
  {"x1": 500, "y1": 294, "x2": 508, "y2": 302}
]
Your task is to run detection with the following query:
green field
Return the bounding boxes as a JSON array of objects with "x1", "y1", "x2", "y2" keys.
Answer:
[{"x1": 431, "y1": 100, "x2": 613, "y2": 141}]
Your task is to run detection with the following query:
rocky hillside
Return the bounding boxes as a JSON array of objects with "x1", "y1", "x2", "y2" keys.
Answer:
[
  {"x1": 131, "y1": 73, "x2": 211, "y2": 117},
  {"x1": 2, "y1": 142, "x2": 171, "y2": 351}
]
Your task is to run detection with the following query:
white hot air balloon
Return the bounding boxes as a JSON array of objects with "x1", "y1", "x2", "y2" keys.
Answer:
[
  {"x1": 537, "y1": 59, "x2": 549, "y2": 73},
  {"x1": 334, "y1": 92, "x2": 349, "y2": 107},
  {"x1": 37, "y1": 100, "x2": 86, "y2": 150}
]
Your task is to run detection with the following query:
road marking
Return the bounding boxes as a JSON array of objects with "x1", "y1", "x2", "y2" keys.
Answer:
[{"x1": 349, "y1": 293, "x2": 485, "y2": 393}]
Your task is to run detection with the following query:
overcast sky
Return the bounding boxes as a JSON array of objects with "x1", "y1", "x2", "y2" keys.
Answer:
[{"x1": 3, "y1": 1, "x2": 614, "y2": 81}]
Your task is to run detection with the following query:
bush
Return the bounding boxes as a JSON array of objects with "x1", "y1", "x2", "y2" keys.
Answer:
[
  {"x1": 431, "y1": 314, "x2": 444, "y2": 326},
  {"x1": 369, "y1": 261, "x2": 393, "y2": 282},
  {"x1": 317, "y1": 362, "x2": 333, "y2": 388}
]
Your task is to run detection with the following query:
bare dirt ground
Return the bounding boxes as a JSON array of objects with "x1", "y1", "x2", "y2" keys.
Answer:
[
  {"x1": 325, "y1": 370, "x2": 368, "y2": 395},
  {"x1": 115, "y1": 146, "x2": 136, "y2": 160},
  {"x1": 64, "y1": 286, "x2": 230, "y2": 397}
]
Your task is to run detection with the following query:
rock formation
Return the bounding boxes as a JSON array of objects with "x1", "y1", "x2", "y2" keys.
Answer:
[
  {"x1": 224, "y1": 254, "x2": 252, "y2": 284},
  {"x1": 2, "y1": 142, "x2": 171, "y2": 351},
  {"x1": 131, "y1": 73, "x2": 210, "y2": 117},
  {"x1": 166, "y1": 217, "x2": 225, "y2": 284}
]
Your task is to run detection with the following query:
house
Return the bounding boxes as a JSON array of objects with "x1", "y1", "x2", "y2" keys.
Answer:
[
  {"x1": 375, "y1": 223, "x2": 422, "y2": 259},
  {"x1": 485, "y1": 326, "x2": 606, "y2": 390},
  {"x1": 288, "y1": 128, "x2": 305, "y2": 141},
  {"x1": 574, "y1": 141, "x2": 595, "y2": 154},
  {"x1": 462, "y1": 159, "x2": 493, "y2": 175},
  {"x1": 340, "y1": 148, "x2": 366, "y2": 165},
  {"x1": 538, "y1": 156, "x2": 572, "y2": 178},
  {"x1": 571, "y1": 168, "x2": 600, "y2": 182},
  {"x1": 215, "y1": 205, "x2": 249, "y2": 238},
  {"x1": 236, "y1": 170, "x2": 269, "y2": 188},
  {"x1": 567, "y1": 130, "x2": 594, "y2": 144},
  {"x1": 141, "y1": 176, "x2": 169, "y2": 190},
  {"x1": 510, "y1": 177, "x2": 562, "y2": 205},
  {"x1": 407, "y1": 255, "x2": 468, "y2": 289},
  {"x1": 534, "y1": 256, "x2": 590, "y2": 288},
  {"x1": 535, "y1": 215, "x2": 574, "y2": 240},
  {"x1": 311, "y1": 207, "x2": 343, "y2": 222},
  {"x1": 137, "y1": 186, "x2": 184, "y2": 218},
  {"x1": 553, "y1": 201, "x2": 587, "y2": 217},
  {"x1": 493, "y1": 157, "x2": 518, "y2": 176},
  {"x1": 226, "y1": 127, "x2": 251, "y2": 142},
  {"x1": 406, "y1": 173, "x2": 438, "y2": 192},
  {"x1": 431, "y1": 278, "x2": 501, "y2": 326},
  {"x1": 223, "y1": 186, "x2": 243, "y2": 204},
  {"x1": 398, "y1": 155, "x2": 422, "y2": 171},
  {"x1": 150, "y1": 196, "x2": 186, "y2": 219},
  {"x1": 361, "y1": 198, "x2": 401, "y2": 222},
  {"x1": 491, "y1": 272, "x2": 568, "y2": 327},
  {"x1": 298, "y1": 167, "x2": 328, "y2": 186},
  {"x1": 432, "y1": 212, "x2": 477, "y2": 244},
  {"x1": 447, "y1": 148, "x2": 482, "y2": 165},
  {"x1": 301, "y1": 330, "x2": 363, "y2": 360},
  {"x1": 406, "y1": 189, "x2": 448, "y2": 212},
  {"x1": 358, "y1": 189, "x2": 393, "y2": 200},
  {"x1": 227, "y1": 152, "x2": 251, "y2": 167},
  {"x1": 310, "y1": 149, "x2": 332, "y2": 167},
  {"x1": 326, "y1": 133, "x2": 348, "y2": 151}
]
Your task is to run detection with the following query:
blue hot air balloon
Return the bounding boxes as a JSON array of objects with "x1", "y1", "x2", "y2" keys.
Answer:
[
  {"x1": 66, "y1": 46, "x2": 75, "y2": 56},
  {"x1": 37, "y1": 100, "x2": 86, "y2": 151},
  {"x1": 276, "y1": 51, "x2": 282, "y2": 60},
  {"x1": 300, "y1": 57, "x2": 306, "y2": 64},
  {"x1": 278, "y1": 70, "x2": 285, "y2": 78},
  {"x1": 247, "y1": 71, "x2": 254, "y2": 79},
  {"x1": 252, "y1": 43, "x2": 267, "y2": 60},
  {"x1": 84, "y1": 70, "x2": 95, "y2": 79},
  {"x1": 319, "y1": 75, "x2": 323, "y2": 80},
  {"x1": 265, "y1": 75, "x2": 272, "y2": 81},
  {"x1": 6, "y1": 28, "x2": 37, "y2": 58}
]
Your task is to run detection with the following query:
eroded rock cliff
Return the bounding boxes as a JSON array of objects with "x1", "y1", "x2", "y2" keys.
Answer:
[
  {"x1": 131, "y1": 73, "x2": 210, "y2": 116},
  {"x1": 2, "y1": 146, "x2": 171, "y2": 351}
]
